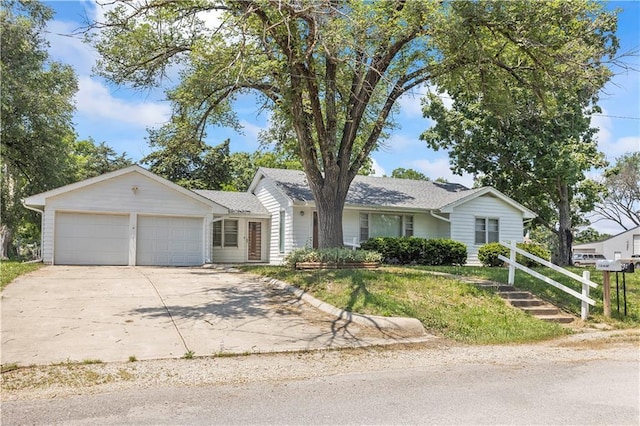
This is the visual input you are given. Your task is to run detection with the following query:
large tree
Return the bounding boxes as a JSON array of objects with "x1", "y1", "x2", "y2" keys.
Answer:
[
  {"x1": 1, "y1": 0, "x2": 78, "y2": 257},
  {"x1": 422, "y1": 90, "x2": 607, "y2": 265},
  {"x1": 593, "y1": 152, "x2": 640, "y2": 230},
  {"x1": 93, "y1": 0, "x2": 618, "y2": 248}
]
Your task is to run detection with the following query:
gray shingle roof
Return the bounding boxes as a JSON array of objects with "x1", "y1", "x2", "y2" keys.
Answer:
[
  {"x1": 195, "y1": 190, "x2": 269, "y2": 215},
  {"x1": 259, "y1": 168, "x2": 485, "y2": 210}
]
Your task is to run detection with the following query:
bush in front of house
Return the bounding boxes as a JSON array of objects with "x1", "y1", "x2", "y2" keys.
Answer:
[
  {"x1": 477, "y1": 242, "x2": 509, "y2": 267},
  {"x1": 516, "y1": 242, "x2": 551, "y2": 267},
  {"x1": 283, "y1": 248, "x2": 383, "y2": 269},
  {"x1": 423, "y1": 238, "x2": 467, "y2": 266},
  {"x1": 478, "y1": 242, "x2": 551, "y2": 267},
  {"x1": 360, "y1": 237, "x2": 467, "y2": 266}
]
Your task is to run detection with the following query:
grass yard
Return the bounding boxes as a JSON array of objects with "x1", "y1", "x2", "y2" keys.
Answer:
[
  {"x1": 418, "y1": 265, "x2": 640, "y2": 327},
  {"x1": 0, "y1": 260, "x2": 43, "y2": 291},
  {"x1": 242, "y1": 265, "x2": 568, "y2": 344}
]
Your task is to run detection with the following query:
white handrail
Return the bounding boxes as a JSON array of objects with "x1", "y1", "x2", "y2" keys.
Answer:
[
  {"x1": 499, "y1": 241, "x2": 598, "y2": 320},
  {"x1": 499, "y1": 241, "x2": 597, "y2": 288},
  {"x1": 497, "y1": 254, "x2": 595, "y2": 305}
]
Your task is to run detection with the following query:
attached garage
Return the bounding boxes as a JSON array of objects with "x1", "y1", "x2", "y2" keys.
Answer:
[
  {"x1": 23, "y1": 165, "x2": 228, "y2": 266},
  {"x1": 136, "y1": 216, "x2": 203, "y2": 266},
  {"x1": 54, "y1": 212, "x2": 129, "y2": 265}
]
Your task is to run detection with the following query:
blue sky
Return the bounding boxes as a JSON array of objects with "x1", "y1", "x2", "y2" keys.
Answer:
[{"x1": 44, "y1": 1, "x2": 639, "y2": 233}]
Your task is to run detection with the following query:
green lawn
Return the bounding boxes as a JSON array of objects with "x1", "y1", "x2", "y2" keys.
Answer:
[
  {"x1": 417, "y1": 265, "x2": 640, "y2": 327},
  {"x1": 242, "y1": 265, "x2": 568, "y2": 344},
  {"x1": 0, "y1": 260, "x2": 43, "y2": 291}
]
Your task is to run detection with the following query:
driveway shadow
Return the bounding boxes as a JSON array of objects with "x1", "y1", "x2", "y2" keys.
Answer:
[{"x1": 127, "y1": 286, "x2": 300, "y2": 321}]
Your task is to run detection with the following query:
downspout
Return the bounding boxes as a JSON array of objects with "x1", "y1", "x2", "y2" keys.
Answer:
[{"x1": 21, "y1": 202, "x2": 44, "y2": 262}]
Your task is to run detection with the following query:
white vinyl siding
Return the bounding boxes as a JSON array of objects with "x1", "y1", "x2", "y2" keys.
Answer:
[
  {"x1": 43, "y1": 171, "x2": 215, "y2": 265},
  {"x1": 634, "y1": 234, "x2": 640, "y2": 255},
  {"x1": 253, "y1": 178, "x2": 292, "y2": 264},
  {"x1": 450, "y1": 194, "x2": 524, "y2": 265}
]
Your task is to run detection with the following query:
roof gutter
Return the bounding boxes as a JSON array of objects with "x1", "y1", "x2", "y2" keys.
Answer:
[{"x1": 430, "y1": 210, "x2": 450, "y2": 223}]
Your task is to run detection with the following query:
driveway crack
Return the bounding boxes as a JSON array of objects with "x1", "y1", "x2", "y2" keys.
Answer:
[{"x1": 134, "y1": 267, "x2": 190, "y2": 354}]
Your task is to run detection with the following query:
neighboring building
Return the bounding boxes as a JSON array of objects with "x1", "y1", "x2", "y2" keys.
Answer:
[
  {"x1": 573, "y1": 227, "x2": 640, "y2": 260},
  {"x1": 23, "y1": 165, "x2": 536, "y2": 266}
]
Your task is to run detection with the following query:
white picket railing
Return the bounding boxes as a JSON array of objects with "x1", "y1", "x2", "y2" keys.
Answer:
[{"x1": 497, "y1": 240, "x2": 598, "y2": 320}]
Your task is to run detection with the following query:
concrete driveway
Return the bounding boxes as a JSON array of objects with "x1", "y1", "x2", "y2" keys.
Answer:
[{"x1": 1, "y1": 266, "x2": 416, "y2": 365}]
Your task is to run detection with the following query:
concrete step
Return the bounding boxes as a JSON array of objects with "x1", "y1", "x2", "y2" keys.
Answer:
[
  {"x1": 520, "y1": 306, "x2": 561, "y2": 316},
  {"x1": 483, "y1": 280, "x2": 576, "y2": 324},
  {"x1": 535, "y1": 314, "x2": 575, "y2": 324},
  {"x1": 500, "y1": 291, "x2": 536, "y2": 300},
  {"x1": 507, "y1": 298, "x2": 545, "y2": 307},
  {"x1": 476, "y1": 283, "x2": 517, "y2": 292}
]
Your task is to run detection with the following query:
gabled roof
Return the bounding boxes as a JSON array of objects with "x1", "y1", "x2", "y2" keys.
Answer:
[
  {"x1": 195, "y1": 190, "x2": 270, "y2": 216},
  {"x1": 22, "y1": 165, "x2": 227, "y2": 212},
  {"x1": 251, "y1": 168, "x2": 536, "y2": 217}
]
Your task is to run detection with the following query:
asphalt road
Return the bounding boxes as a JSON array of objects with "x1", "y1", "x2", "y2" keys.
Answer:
[{"x1": 2, "y1": 355, "x2": 638, "y2": 425}]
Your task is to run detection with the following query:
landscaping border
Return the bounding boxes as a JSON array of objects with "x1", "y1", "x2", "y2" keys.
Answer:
[
  {"x1": 295, "y1": 262, "x2": 380, "y2": 270},
  {"x1": 263, "y1": 277, "x2": 427, "y2": 338}
]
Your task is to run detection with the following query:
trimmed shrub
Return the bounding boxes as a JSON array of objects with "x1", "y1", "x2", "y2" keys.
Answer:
[
  {"x1": 478, "y1": 242, "x2": 551, "y2": 267},
  {"x1": 516, "y1": 242, "x2": 551, "y2": 267},
  {"x1": 283, "y1": 248, "x2": 382, "y2": 269},
  {"x1": 477, "y1": 242, "x2": 509, "y2": 267},
  {"x1": 360, "y1": 237, "x2": 467, "y2": 266},
  {"x1": 423, "y1": 238, "x2": 467, "y2": 266}
]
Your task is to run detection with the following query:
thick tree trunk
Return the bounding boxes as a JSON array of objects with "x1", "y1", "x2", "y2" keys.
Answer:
[
  {"x1": 556, "y1": 183, "x2": 573, "y2": 266},
  {"x1": 0, "y1": 224, "x2": 14, "y2": 259},
  {"x1": 307, "y1": 168, "x2": 351, "y2": 249}
]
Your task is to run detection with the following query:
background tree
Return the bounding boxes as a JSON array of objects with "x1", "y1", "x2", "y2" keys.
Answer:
[
  {"x1": 593, "y1": 152, "x2": 640, "y2": 230},
  {"x1": 93, "y1": 0, "x2": 618, "y2": 249},
  {"x1": 390, "y1": 168, "x2": 429, "y2": 181},
  {"x1": 71, "y1": 138, "x2": 133, "y2": 181},
  {"x1": 422, "y1": 90, "x2": 607, "y2": 265},
  {"x1": 1, "y1": 0, "x2": 77, "y2": 258},
  {"x1": 142, "y1": 131, "x2": 233, "y2": 190},
  {"x1": 573, "y1": 227, "x2": 612, "y2": 244}
]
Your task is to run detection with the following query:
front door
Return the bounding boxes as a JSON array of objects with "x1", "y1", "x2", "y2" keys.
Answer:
[{"x1": 247, "y1": 221, "x2": 262, "y2": 261}]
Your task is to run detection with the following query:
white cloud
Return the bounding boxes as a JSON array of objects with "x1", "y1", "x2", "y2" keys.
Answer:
[
  {"x1": 408, "y1": 157, "x2": 475, "y2": 188},
  {"x1": 397, "y1": 84, "x2": 454, "y2": 119},
  {"x1": 382, "y1": 133, "x2": 423, "y2": 152},
  {"x1": 370, "y1": 158, "x2": 386, "y2": 177},
  {"x1": 592, "y1": 108, "x2": 640, "y2": 159},
  {"x1": 75, "y1": 77, "x2": 170, "y2": 128}
]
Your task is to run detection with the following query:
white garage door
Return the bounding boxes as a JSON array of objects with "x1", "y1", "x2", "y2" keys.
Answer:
[
  {"x1": 136, "y1": 216, "x2": 203, "y2": 266},
  {"x1": 634, "y1": 234, "x2": 640, "y2": 255},
  {"x1": 55, "y1": 212, "x2": 129, "y2": 265}
]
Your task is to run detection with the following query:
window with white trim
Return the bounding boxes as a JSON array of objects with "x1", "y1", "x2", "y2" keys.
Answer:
[
  {"x1": 475, "y1": 217, "x2": 499, "y2": 245},
  {"x1": 213, "y1": 219, "x2": 238, "y2": 247},
  {"x1": 213, "y1": 221, "x2": 222, "y2": 247},
  {"x1": 224, "y1": 220, "x2": 238, "y2": 247},
  {"x1": 359, "y1": 213, "x2": 414, "y2": 241}
]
